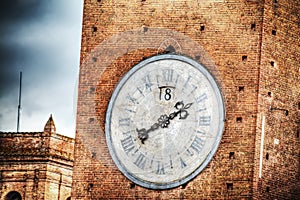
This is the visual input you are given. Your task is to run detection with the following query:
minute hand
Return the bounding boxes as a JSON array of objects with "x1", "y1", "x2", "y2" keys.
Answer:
[{"x1": 137, "y1": 101, "x2": 193, "y2": 144}]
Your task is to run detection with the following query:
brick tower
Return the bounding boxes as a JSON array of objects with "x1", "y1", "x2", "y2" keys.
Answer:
[{"x1": 72, "y1": 0, "x2": 299, "y2": 199}]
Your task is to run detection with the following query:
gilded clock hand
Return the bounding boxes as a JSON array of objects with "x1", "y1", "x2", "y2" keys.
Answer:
[{"x1": 137, "y1": 101, "x2": 193, "y2": 144}]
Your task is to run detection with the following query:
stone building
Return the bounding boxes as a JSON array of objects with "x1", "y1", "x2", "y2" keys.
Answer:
[
  {"x1": 0, "y1": 115, "x2": 74, "y2": 200},
  {"x1": 72, "y1": 0, "x2": 299, "y2": 199}
]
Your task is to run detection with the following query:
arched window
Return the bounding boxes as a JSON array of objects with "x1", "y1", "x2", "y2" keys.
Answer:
[{"x1": 5, "y1": 191, "x2": 22, "y2": 200}]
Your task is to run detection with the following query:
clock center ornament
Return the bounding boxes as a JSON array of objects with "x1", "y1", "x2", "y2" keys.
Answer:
[
  {"x1": 137, "y1": 101, "x2": 193, "y2": 144},
  {"x1": 105, "y1": 54, "x2": 225, "y2": 189}
]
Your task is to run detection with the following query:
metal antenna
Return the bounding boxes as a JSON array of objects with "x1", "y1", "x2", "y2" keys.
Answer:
[{"x1": 17, "y1": 71, "x2": 22, "y2": 132}]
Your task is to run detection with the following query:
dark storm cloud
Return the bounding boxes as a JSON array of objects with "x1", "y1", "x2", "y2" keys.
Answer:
[
  {"x1": 0, "y1": 0, "x2": 83, "y2": 136},
  {"x1": 0, "y1": 0, "x2": 43, "y2": 22},
  {"x1": 0, "y1": 0, "x2": 54, "y2": 95}
]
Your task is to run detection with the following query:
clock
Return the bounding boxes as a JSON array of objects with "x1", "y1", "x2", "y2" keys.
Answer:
[{"x1": 105, "y1": 54, "x2": 225, "y2": 189}]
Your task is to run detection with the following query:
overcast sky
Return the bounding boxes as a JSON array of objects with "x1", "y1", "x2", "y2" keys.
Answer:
[{"x1": 0, "y1": 0, "x2": 83, "y2": 137}]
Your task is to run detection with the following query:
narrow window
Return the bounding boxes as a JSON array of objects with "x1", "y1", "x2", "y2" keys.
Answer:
[
  {"x1": 92, "y1": 152, "x2": 96, "y2": 158},
  {"x1": 92, "y1": 26, "x2": 97, "y2": 32},
  {"x1": 267, "y1": 92, "x2": 272, "y2": 97},
  {"x1": 88, "y1": 183, "x2": 93, "y2": 192},
  {"x1": 200, "y1": 25, "x2": 205, "y2": 31},
  {"x1": 89, "y1": 118, "x2": 94, "y2": 123},
  {"x1": 130, "y1": 183, "x2": 135, "y2": 189},
  {"x1": 90, "y1": 87, "x2": 95, "y2": 94},
  {"x1": 226, "y1": 183, "x2": 233, "y2": 190},
  {"x1": 238, "y1": 86, "x2": 244, "y2": 92}
]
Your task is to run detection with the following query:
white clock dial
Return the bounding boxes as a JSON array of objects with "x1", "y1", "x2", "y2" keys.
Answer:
[{"x1": 105, "y1": 54, "x2": 225, "y2": 189}]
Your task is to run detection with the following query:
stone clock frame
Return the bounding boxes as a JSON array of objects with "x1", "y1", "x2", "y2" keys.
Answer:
[{"x1": 105, "y1": 54, "x2": 225, "y2": 189}]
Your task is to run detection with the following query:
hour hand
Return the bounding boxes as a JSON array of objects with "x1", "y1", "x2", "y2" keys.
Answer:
[{"x1": 136, "y1": 128, "x2": 148, "y2": 144}]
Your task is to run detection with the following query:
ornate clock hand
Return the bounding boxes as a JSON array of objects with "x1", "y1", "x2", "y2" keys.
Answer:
[{"x1": 137, "y1": 101, "x2": 193, "y2": 143}]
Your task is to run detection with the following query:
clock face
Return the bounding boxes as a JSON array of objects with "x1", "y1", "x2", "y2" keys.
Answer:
[{"x1": 105, "y1": 54, "x2": 225, "y2": 189}]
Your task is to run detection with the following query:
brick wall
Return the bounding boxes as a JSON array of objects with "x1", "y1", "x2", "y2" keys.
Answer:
[
  {"x1": 0, "y1": 162, "x2": 47, "y2": 200},
  {"x1": 253, "y1": 0, "x2": 300, "y2": 199},
  {"x1": 72, "y1": 0, "x2": 299, "y2": 199}
]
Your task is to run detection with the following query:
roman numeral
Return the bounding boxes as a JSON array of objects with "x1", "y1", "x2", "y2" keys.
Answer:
[
  {"x1": 186, "y1": 148, "x2": 193, "y2": 156},
  {"x1": 142, "y1": 74, "x2": 153, "y2": 91},
  {"x1": 195, "y1": 93, "x2": 207, "y2": 104},
  {"x1": 126, "y1": 94, "x2": 138, "y2": 104},
  {"x1": 150, "y1": 159, "x2": 154, "y2": 169},
  {"x1": 134, "y1": 153, "x2": 146, "y2": 170},
  {"x1": 137, "y1": 87, "x2": 144, "y2": 96},
  {"x1": 183, "y1": 75, "x2": 192, "y2": 88},
  {"x1": 120, "y1": 136, "x2": 135, "y2": 154},
  {"x1": 189, "y1": 136, "x2": 205, "y2": 154},
  {"x1": 197, "y1": 107, "x2": 207, "y2": 112},
  {"x1": 169, "y1": 155, "x2": 173, "y2": 169},
  {"x1": 180, "y1": 157, "x2": 187, "y2": 168},
  {"x1": 156, "y1": 161, "x2": 165, "y2": 175},
  {"x1": 199, "y1": 116, "x2": 211, "y2": 126},
  {"x1": 190, "y1": 84, "x2": 198, "y2": 94},
  {"x1": 162, "y1": 69, "x2": 174, "y2": 82},
  {"x1": 174, "y1": 74, "x2": 179, "y2": 87},
  {"x1": 119, "y1": 118, "x2": 130, "y2": 126},
  {"x1": 124, "y1": 108, "x2": 136, "y2": 113},
  {"x1": 196, "y1": 130, "x2": 206, "y2": 136}
]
